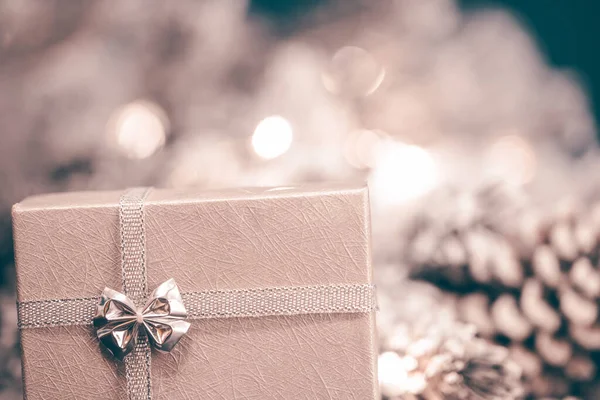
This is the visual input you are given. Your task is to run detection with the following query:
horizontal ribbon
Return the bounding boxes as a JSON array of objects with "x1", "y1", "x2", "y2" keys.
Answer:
[
  {"x1": 17, "y1": 283, "x2": 377, "y2": 329},
  {"x1": 16, "y1": 187, "x2": 377, "y2": 400}
]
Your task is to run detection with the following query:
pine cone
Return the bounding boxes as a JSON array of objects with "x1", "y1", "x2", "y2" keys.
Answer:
[
  {"x1": 379, "y1": 322, "x2": 524, "y2": 400},
  {"x1": 408, "y1": 184, "x2": 600, "y2": 399}
]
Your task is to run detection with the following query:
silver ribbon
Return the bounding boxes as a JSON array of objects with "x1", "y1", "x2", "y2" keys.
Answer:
[
  {"x1": 119, "y1": 187, "x2": 153, "y2": 400},
  {"x1": 93, "y1": 278, "x2": 191, "y2": 360},
  {"x1": 16, "y1": 187, "x2": 378, "y2": 400}
]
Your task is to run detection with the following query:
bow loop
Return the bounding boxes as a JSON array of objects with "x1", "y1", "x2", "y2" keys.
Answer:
[{"x1": 93, "y1": 279, "x2": 190, "y2": 359}]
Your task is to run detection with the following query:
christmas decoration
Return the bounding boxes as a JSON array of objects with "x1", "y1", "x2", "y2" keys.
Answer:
[
  {"x1": 14, "y1": 185, "x2": 378, "y2": 399},
  {"x1": 379, "y1": 321, "x2": 524, "y2": 399},
  {"x1": 1, "y1": 0, "x2": 599, "y2": 398},
  {"x1": 409, "y1": 184, "x2": 600, "y2": 398}
]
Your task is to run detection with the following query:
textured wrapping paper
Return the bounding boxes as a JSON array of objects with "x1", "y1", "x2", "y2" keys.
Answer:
[{"x1": 12, "y1": 183, "x2": 378, "y2": 399}]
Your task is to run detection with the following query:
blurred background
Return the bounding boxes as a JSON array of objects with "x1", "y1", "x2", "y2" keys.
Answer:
[{"x1": 1, "y1": 0, "x2": 600, "y2": 398}]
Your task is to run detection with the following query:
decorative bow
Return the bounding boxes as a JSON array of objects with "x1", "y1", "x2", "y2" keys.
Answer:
[{"x1": 93, "y1": 279, "x2": 191, "y2": 359}]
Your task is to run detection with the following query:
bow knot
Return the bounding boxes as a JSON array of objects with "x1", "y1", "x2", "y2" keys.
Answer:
[{"x1": 93, "y1": 279, "x2": 191, "y2": 359}]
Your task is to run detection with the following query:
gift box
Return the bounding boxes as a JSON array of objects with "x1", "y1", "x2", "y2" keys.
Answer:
[{"x1": 13, "y1": 183, "x2": 378, "y2": 400}]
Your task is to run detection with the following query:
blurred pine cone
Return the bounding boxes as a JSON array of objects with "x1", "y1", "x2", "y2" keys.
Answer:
[
  {"x1": 379, "y1": 322, "x2": 524, "y2": 400},
  {"x1": 408, "y1": 184, "x2": 600, "y2": 399}
]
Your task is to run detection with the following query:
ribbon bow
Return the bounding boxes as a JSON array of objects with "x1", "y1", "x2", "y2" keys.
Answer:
[
  {"x1": 16, "y1": 188, "x2": 378, "y2": 400},
  {"x1": 93, "y1": 278, "x2": 191, "y2": 359}
]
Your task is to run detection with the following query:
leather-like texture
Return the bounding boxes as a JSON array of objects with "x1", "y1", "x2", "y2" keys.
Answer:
[{"x1": 13, "y1": 183, "x2": 378, "y2": 399}]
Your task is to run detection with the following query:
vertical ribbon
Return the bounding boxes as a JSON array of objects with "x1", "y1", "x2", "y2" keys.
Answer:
[
  {"x1": 15, "y1": 186, "x2": 379, "y2": 400},
  {"x1": 119, "y1": 188, "x2": 153, "y2": 400}
]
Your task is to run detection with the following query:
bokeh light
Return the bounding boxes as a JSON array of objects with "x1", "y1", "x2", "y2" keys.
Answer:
[
  {"x1": 251, "y1": 115, "x2": 293, "y2": 160},
  {"x1": 107, "y1": 100, "x2": 169, "y2": 159},
  {"x1": 343, "y1": 129, "x2": 388, "y2": 169},
  {"x1": 1, "y1": 0, "x2": 599, "y2": 398},
  {"x1": 378, "y1": 351, "x2": 408, "y2": 397},
  {"x1": 370, "y1": 141, "x2": 439, "y2": 205},
  {"x1": 322, "y1": 46, "x2": 385, "y2": 97}
]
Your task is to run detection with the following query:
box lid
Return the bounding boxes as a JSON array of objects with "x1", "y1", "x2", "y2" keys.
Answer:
[{"x1": 13, "y1": 182, "x2": 372, "y2": 302}]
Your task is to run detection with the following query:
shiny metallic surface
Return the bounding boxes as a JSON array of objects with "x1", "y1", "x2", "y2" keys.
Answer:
[
  {"x1": 14, "y1": 184, "x2": 377, "y2": 399},
  {"x1": 18, "y1": 283, "x2": 377, "y2": 329},
  {"x1": 93, "y1": 279, "x2": 191, "y2": 359},
  {"x1": 118, "y1": 187, "x2": 153, "y2": 400}
]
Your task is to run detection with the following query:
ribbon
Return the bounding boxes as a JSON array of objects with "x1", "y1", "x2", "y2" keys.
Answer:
[
  {"x1": 17, "y1": 188, "x2": 377, "y2": 400},
  {"x1": 119, "y1": 187, "x2": 153, "y2": 399},
  {"x1": 93, "y1": 278, "x2": 191, "y2": 359}
]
